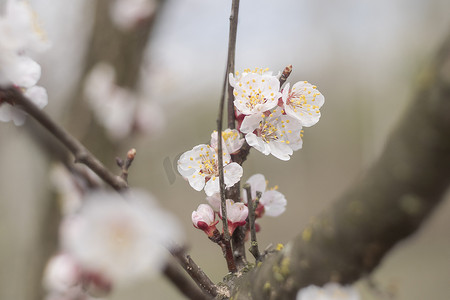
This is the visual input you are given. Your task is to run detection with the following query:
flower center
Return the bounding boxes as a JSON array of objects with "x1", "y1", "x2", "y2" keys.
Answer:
[{"x1": 258, "y1": 118, "x2": 279, "y2": 143}]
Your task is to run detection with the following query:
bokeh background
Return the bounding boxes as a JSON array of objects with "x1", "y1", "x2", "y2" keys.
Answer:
[{"x1": 1, "y1": 0, "x2": 450, "y2": 299}]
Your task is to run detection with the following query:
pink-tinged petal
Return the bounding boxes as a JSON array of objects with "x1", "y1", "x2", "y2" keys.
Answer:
[
  {"x1": 224, "y1": 199, "x2": 248, "y2": 224},
  {"x1": 223, "y1": 162, "x2": 243, "y2": 188}
]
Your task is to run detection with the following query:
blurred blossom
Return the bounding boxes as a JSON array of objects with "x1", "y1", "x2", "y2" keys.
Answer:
[
  {"x1": 297, "y1": 283, "x2": 360, "y2": 300},
  {"x1": 43, "y1": 253, "x2": 81, "y2": 293},
  {"x1": 0, "y1": 0, "x2": 49, "y2": 125},
  {"x1": 61, "y1": 189, "x2": 183, "y2": 286},
  {"x1": 84, "y1": 62, "x2": 166, "y2": 140},
  {"x1": 110, "y1": 0, "x2": 157, "y2": 31}
]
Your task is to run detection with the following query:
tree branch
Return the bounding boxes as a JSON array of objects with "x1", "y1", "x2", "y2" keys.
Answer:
[
  {"x1": 163, "y1": 259, "x2": 213, "y2": 300},
  {"x1": 230, "y1": 33, "x2": 450, "y2": 299},
  {"x1": 172, "y1": 248, "x2": 218, "y2": 297},
  {"x1": 1, "y1": 87, "x2": 128, "y2": 191}
]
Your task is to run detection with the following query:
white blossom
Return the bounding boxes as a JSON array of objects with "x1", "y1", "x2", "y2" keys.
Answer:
[
  {"x1": 282, "y1": 81, "x2": 325, "y2": 127},
  {"x1": 230, "y1": 68, "x2": 281, "y2": 115},
  {"x1": 177, "y1": 144, "x2": 243, "y2": 196},
  {"x1": 297, "y1": 283, "x2": 360, "y2": 300},
  {"x1": 240, "y1": 108, "x2": 303, "y2": 160},
  {"x1": 43, "y1": 253, "x2": 81, "y2": 293},
  {"x1": 211, "y1": 129, "x2": 245, "y2": 155},
  {"x1": 61, "y1": 189, "x2": 182, "y2": 285},
  {"x1": 0, "y1": 0, "x2": 49, "y2": 125}
]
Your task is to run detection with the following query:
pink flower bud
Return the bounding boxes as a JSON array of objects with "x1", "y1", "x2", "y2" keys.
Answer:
[
  {"x1": 192, "y1": 204, "x2": 218, "y2": 237},
  {"x1": 220, "y1": 199, "x2": 248, "y2": 236}
]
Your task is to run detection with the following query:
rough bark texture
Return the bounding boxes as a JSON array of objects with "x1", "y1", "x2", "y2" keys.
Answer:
[{"x1": 230, "y1": 35, "x2": 450, "y2": 300}]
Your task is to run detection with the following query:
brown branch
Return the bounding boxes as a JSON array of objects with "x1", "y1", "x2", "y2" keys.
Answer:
[
  {"x1": 227, "y1": 0, "x2": 240, "y2": 129},
  {"x1": 1, "y1": 87, "x2": 128, "y2": 191},
  {"x1": 172, "y1": 248, "x2": 218, "y2": 297},
  {"x1": 116, "y1": 148, "x2": 137, "y2": 183},
  {"x1": 230, "y1": 33, "x2": 450, "y2": 299},
  {"x1": 217, "y1": 0, "x2": 241, "y2": 272},
  {"x1": 244, "y1": 185, "x2": 261, "y2": 261},
  {"x1": 163, "y1": 259, "x2": 213, "y2": 300},
  {"x1": 209, "y1": 229, "x2": 237, "y2": 273}
]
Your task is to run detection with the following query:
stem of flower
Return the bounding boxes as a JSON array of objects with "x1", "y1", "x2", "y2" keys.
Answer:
[{"x1": 244, "y1": 185, "x2": 261, "y2": 261}]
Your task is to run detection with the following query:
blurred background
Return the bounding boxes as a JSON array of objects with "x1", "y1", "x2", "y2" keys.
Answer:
[{"x1": 1, "y1": 0, "x2": 450, "y2": 299}]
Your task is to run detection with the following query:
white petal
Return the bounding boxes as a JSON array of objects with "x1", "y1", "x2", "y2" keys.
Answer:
[
  {"x1": 245, "y1": 133, "x2": 269, "y2": 155},
  {"x1": 246, "y1": 174, "x2": 266, "y2": 200},
  {"x1": 11, "y1": 56, "x2": 41, "y2": 88},
  {"x1": 204, "y1": 177, "x2": 220, "y2": 196},
  {"x1": 25, "y1": 86, "x2": 48, "y2": 109},
  {"x1": 187, "y1": 173, "x2": 205, "y2": 192},
  {"x1": 268, "y1": 141, "x2": 292, "y2": 161},
  {"x1": 223, "y1": 162, "x2": 243, "y2": 188},
  {"x1": 260, "y1": 190, "x2": 286, "y2": 217},
  {"x1": 240, "y1": 113, "x2": 262, "y2": 134}
]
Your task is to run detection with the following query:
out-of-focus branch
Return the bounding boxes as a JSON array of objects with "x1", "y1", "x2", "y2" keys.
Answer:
[
  {"x1": 230, "y1": 33, "x2": 450, "y2": 299},
  {"x1": 1, "y1": 87, "x2": 128, "y2": 191}
]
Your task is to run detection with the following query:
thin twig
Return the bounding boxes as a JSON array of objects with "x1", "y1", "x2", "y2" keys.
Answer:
[
  {"x1": 163, "y1": 259, "x2": 213, "y2": 300},
  {"x1": 217, "y1": 0, "x2": 241, "y2": 273},
  {"x1": 278, "y1": 64, "x2": 293, "y2": 88},
  {"x1": 172, "y1": 248, "x2": 218, "y2": 297},
  {"x1": 209, "y1": 229, "x2": 237, "y2": 273},
  {"x1": 116, "y1": 148, "x2": 136, "y2": 183},
  {"x1": 244, "y1": 185, "x2": 261, "y2": 261},
  {"x1": 1, "y1": 87, "x2": 128, "y2": 191},
  {"x1": 227, "y1": 0, "x2": 240, "y2": 129}
]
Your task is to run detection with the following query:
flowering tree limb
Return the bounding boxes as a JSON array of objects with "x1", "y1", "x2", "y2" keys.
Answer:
[{"x1": 230, "y1": 33, "x2": 450, "y2": 299}]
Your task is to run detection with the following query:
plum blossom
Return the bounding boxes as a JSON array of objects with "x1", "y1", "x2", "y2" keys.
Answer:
[
  {"x1": 211, "y1": 129, "x2": 245, "y2": 155},
  {"x1": 220, "y1": 199, "x2": 248, "y2": 236},
  {"x1": 282, "y1": 81, "x2": 325, "y2": 127},
  {"x1": 177, "y1": 144, "x2": 243, "y2": 196},
  {"x1": 61, "y1": 189, "x2": 182, "y2": 286},
  {"x1": 0, "y1": 0, "x2": 49, "y2": 125},
  {"x1": 240, "y1": 108, "x2": 303, "y2": 160},
  {"x1": 297, "y1": 283, "x2": 360, "y2": 300},
  {"x1": 192, "y1": 204, "x2": 218, "y2": 237},
  {"x1": 229, "y1": 68, "x2": 281, "y2": 115},
  {"x1": 84, "y1": 63, "x2": 166, "y2": 140},
  {"x1": 243, "y1": 174, "x2": 287, "y2": 217}
]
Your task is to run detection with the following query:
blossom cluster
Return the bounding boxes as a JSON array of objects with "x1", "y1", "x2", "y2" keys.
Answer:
[
  {"x1": 43, "y1": 189, "x2": 182, "y2": 299},
  {"x1": 191, "y1": 173, "x2": 286, "y2": 238},
  {"x1": 231, "y1": 68, "x2": 324, "y2": 161},
  {"x1": 0, "y1": 0, "x2": 49, "y2": 126}
]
